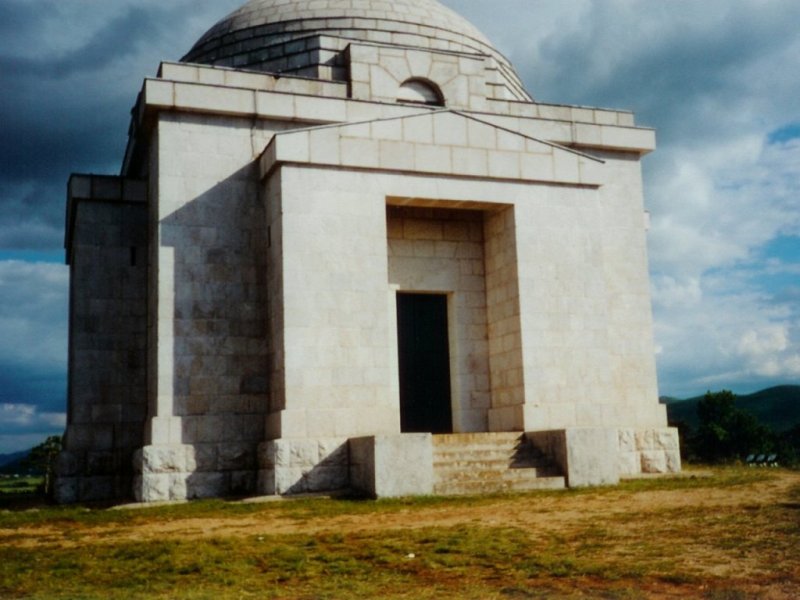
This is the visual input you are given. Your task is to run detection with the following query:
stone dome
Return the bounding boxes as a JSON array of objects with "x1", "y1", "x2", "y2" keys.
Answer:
[{"x1": 183, "y1": 0, "x2": 529, "y2": 99}]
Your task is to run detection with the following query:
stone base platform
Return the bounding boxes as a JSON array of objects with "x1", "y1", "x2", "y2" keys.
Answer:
[{"x1": 56, "y1": 427, "x2": 681, "y2": 503}]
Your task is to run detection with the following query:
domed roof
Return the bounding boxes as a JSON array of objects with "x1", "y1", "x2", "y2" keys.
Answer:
[{"x1": 183, "y1": 0, "x2": 528, "y2": 98}]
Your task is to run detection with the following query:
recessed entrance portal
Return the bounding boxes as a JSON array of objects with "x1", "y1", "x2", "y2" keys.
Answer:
[{"x1": 396, "y1": 293, "x2": 453, "y2": 434}]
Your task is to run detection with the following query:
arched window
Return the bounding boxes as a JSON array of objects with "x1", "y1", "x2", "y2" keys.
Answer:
[{"x1": 397, "y1": 78, "x2": 444, "y2": 106}]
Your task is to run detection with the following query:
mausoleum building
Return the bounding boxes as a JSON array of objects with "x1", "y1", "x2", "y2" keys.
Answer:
[{"x1": 56, "y1": 0, "x2": 680, "y2": 503}]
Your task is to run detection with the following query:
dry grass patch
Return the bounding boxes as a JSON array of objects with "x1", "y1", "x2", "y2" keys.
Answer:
[{"x1": 1, "y1": 466, "x2": 798, "y2": 599}]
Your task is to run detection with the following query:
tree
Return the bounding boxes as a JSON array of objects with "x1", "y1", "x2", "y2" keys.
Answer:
[
  {"x1": 22, "y1": 436, "x2": 62, "y2": 498},
  {"x1": 691, "y1": 391, "x2": 773, "y2": 463},
  {"x1": 779, "y1": 424, "x2": 800, "y2": 466}
]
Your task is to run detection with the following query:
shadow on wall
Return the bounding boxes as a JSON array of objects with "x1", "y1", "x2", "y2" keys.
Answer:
[
  {"x1": 259, "y1": 439, "x2": 351, "y2": 496},
  {"x1": 158, "y1": 161, "x2": 272, "y2": 499}
]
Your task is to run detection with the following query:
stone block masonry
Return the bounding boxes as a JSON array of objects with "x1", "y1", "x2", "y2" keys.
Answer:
[
  {"x1": 57, "y1": 176, "x2": 148, "y2": 503},
  {"x1": 57, "y1": 0, "x2": 679, "y2": 504}
]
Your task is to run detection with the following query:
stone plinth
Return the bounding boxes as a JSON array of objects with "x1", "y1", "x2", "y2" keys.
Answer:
[
  {"x1": 618, "y1": 428, "x2": 682, "y2": 476},
  {"x1": 258, "y1": 438, "x2": 351, "y2": 495},
  {"x1": 528, "y1": 428, "x2": 620, "y2": 488},
  {"x1": 349, "y1": 434, "x2": 434, "y2": 498}
]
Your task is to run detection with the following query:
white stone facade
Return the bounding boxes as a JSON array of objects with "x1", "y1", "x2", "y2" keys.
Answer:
[{"x1": 57, "y1": 0, "x2": 679, "y2": 503}]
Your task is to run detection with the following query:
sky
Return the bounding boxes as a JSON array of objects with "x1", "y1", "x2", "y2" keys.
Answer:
[{"x1": 0, "y1": 0, "x2": 798, "y2": 453}]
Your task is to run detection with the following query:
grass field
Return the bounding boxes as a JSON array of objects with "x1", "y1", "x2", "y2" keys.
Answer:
[
  {"x1": 1, "y1": 467, "x2": 798, "y2": 599},
  {"x1": 0, "y1": 476, "x2": 42, "y2": 496}
]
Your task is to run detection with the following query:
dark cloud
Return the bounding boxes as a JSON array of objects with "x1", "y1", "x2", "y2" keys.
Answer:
[
  {"x1": 0, "y1": 0, "x2": 46, "y2": 43},
  {"x1": 0, "y1": 89, "x2": 125, "y2": 181},
  {"x1": 0, "y1": 367, "x2": 65, "y2": 414},
  {"x1": 522, "y1": 2, "x2": 800, "y2": 145},
  {"x1": 0, "y1": 181, "x2": 64, "y2": 249},
  {"x1": 0, "y1": 1, "x2": 240, "y2": 452},
  {"x1": 0, "y1": 7, "x2": 161, "y2": 78},
  {"x1": 0, "y1": 0, "x2": 240, "y2": 251},
  {"x1": 0, "y1": 260, "x2": 67, "y2": 448},
  {"x1": 0, "y1": 261, "x2": 67, "y2": 369}
]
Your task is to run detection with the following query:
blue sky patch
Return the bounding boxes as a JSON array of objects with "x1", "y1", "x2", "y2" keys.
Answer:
[
  {"x1": 768, "y1": 122, "x2": 800, "y2": 145},
  {"x1": 761, "y1": 235, "x2": 800, "y2": 262},
  {"x1": 743, "y1": 235, "x2": 800, "y2": 297},
  {"x1": 0, "y1": 250, "x2": 65, "y2": 264}
]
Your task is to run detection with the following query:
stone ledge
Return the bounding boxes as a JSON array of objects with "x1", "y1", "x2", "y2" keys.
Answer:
[{"x1": 134, "y1": 63, "x2": 655, "y2": 154}]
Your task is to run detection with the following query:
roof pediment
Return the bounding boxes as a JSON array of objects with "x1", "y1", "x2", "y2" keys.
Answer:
[{"x1": 260, "y1": 110, "x2": 604, "y2": 186}]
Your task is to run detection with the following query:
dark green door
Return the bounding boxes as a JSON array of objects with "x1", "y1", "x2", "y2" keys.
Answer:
[{"x1": 396, "y1": 293, "x2": 453, "y2": 434}]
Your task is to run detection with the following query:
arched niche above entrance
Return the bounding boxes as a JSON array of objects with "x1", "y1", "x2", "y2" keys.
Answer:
[{"x1": 397, "y1": 78, "x2": 445, "y2": 106}]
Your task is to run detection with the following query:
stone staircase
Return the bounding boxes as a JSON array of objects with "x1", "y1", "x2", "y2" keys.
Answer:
[{"x1": 432, "y1": 432, "x2": 566, "y2": 495}]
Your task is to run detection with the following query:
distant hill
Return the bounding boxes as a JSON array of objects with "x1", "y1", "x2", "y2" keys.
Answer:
[
  {"x1": 0, "y1": 451, "x2": 27, "y2": 468},
  {"x1": 663, "y1": 385, "x2": 800, "y2": 433},
  {"x1": 0, "y1": 450, "x2": 31, "y2": 475}
]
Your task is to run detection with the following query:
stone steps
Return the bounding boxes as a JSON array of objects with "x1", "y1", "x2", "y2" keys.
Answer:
[
  {"x1": 434, "y1": 475, "x2": 566, "y2": 496},
  {"x1": 434, "y1": 460, "x2": 561, "y2": 478},
  {"x1": 432, "y1": 432, "x2": 565, "y2": 495}
]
